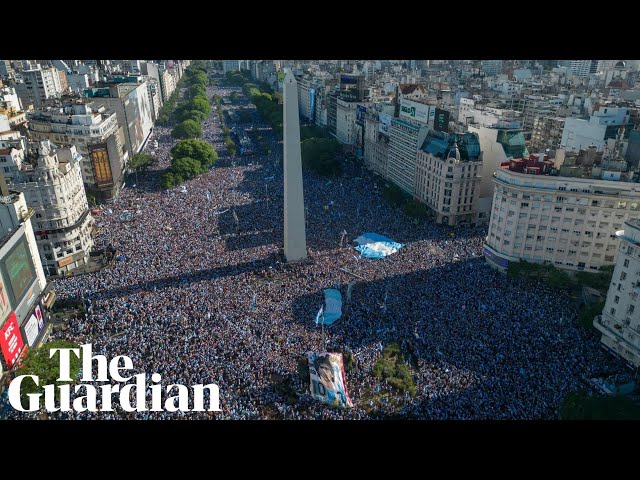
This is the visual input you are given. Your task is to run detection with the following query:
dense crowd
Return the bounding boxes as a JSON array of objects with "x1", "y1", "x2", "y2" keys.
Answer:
[{"x1": 8, "y1": 84, "x2": 628, "y2": 420}]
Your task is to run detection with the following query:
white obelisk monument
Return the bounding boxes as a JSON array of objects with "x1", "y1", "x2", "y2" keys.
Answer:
[{"x1": 283, "y1": 69, "x2": 307, "y2": 262}]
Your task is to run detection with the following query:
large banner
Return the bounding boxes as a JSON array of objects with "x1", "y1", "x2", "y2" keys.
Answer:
[
  {"x1": 0, "y1": 312, "x2": 25, "y2": 368},
  {"x1": 308, "y1": 352, "x2": 353, "y2": 408},
  {"x1": 23, "y1": 304, "x2": 44, "y2": 347},
  {"x1": 0, "y1": 273, "x2": 11, "y2": 324}
]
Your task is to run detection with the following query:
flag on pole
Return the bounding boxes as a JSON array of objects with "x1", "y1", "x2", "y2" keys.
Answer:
[
  {"x1": 207, "y1": 191, "x2": 212, "y2": 202},
  {"x1": 250, "y1": 293, "x2": 257, "y2": 311},
  {"x1": 315, "y1": 306, "x2": 324, "y2": 326}
]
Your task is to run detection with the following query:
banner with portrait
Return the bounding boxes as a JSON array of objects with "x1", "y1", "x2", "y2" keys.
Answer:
[{"x1": 307, "y1": 352, "x2": 353, "y2": 408}]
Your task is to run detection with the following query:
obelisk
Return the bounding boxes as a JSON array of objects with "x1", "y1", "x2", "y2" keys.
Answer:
[{"x1": 283, "y1": 69, "x2": 307, "y2": 262}]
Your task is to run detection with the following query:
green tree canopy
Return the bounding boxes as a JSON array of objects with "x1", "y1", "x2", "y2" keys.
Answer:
[
  {"x1": 187, "y1": 96, "x2": 211, "y2": 116},
  {"x1": 171, "y1": 119, "x2": 203, "y2": 139},
  {"x1": 301, "y1": 137, "x2": 342, "y2": 176},
  {"x1": 162, "y1": 172, "x2": 179, "y2": 189},
  {"x1": 172, "y1": 157, "x2": 202, "y2": 180},
  {"x1": 129, "y1": 152, "x2": 154, "y2": 171},
  {"x1": 171, "y1": 139, "x2": 217, "y2": 169},
  {"x1": 180, "y1": 109, "x2": 207, "y2": 124},
  {"x1": 189, "y1": 83, "x2": 207, "y2": 99},
  {"x1": 16, "y1": 340, "x2": 82, "y2": 399}
]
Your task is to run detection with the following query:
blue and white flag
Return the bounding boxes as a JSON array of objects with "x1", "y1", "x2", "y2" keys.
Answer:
[
  {"x1": 315, "y1": 306, "x2": 324, "y2": 326},
  {"x1": 250, "y1": 293, "x2": 257, "y2": 311},
  {"x1": 207, "y1": 191, "x2": 212, "y2": 202}
]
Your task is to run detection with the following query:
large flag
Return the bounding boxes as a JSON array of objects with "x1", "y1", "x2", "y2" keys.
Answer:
[
  {"x1": 354, "y1": 232, "x2": 404, "y2": 259},
  {"x1": 321, "y1": 289, "x2": 342, "y2": 326},
  {"x1": 250, "y1": 293, "x2": 257, "y2": 311},
  {"x1": 315, "y1": 306, "x2": 324, "y2": 326},
  {"x1": 308, "y1": 352, "x2": 353, "y2": 408}
]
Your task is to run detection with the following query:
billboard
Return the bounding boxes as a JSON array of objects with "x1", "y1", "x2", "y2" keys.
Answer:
[
  {"x1": 89, "y1": 143, "x2": 114, "y2": 186},
  {"x1": 356, "y1": 105, "x2": 367, "y2": 124},
  {"x1": 307, "y1": 352, "x2": 353, "y2": 408},
  {"x1": 399, "y1": 98, "x2": 432, "y2": 124},
  {"x1": 379, "y1": 113, "x2": 392, "y2": 134},
  {"x1": 4, "y1": 239, "x2": 36, "y2": 304},
  {"x1": 309, "y1": 88, "x2": 316, "y2": 122},
  {"x1": 22, "y1": 304, "x2": 44, "y2": 347},
  {"x1": 433, "y1": 107, "x2": 450, "y2": 133},
  {"x1": 1, "y1": 312, "x2": 25, "y2": 368},
  {"x1": 0, "y1": 272, "x2": 11, "y2": 325}
]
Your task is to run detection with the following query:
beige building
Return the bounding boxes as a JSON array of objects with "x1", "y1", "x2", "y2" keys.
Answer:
[
  {"x1": 11, "y1": 141, "x2": 93, "y2": 276},
  {"x1": 594, "y1": 220, "x2": 640, "y2": 367},
  {"x1": 363, "y1": 112, "x2": 389, "y2": 178},
  {"x1": 414, "y1": 131, "x2": 483, "y2": 226},
  {"x1": 484, "y1": 159, "x2": 640, "y2": 272}
]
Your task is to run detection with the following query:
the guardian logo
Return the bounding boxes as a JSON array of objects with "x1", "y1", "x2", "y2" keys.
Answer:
[{"x1": 8, "y1": 344, "x2": 221, "y2": 413}]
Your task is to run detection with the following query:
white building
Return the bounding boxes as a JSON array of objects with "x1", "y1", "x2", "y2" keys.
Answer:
[
  {"x1": 482, "y1": 60, "x2": 503, "y2": 76},
  {"x1": 387, "y1": 117, "x2": 429, "y2": 194},
  {"x1": 363, "y1": 111, "x2": 390, "y2": 178},
  {"x1": 66, "y1": 73, "x2": 90, "y2": 94},
  {"x1": 594, "y1": 220, "x2": 640, "y2": 367},
  {"x1": 484, "y1": 160, "x2": 640, "y2": 273},
  {"x1": 335, "y1": 98, "x2": 358, "y2": 145},
  {"x1": 27, "y1": 100, "x2": 128, "y2": 202},
  {"x1": 468, "y1": 124, "x2": 529, "y2": 224},
  {"x1": 561, "y1": 106, "x2": 632, "y2": 152},
  {"x1": 14, "y1": 67, "x2": 64, "y2": 109},
  {"x1": 11, "y1": 141, "x2": 93, "y2": 276},
  {"x1": 223, "y1": 60, "x2": 240, "y2": 74}
]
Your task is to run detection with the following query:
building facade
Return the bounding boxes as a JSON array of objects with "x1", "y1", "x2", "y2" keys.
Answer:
[
  {"x1": 387, "y1": 117, "x2": 429, "y2": 194},
  {"x1": 415, "y1": 131, "x2": 483, "y2": 226},
  {"x1": 484, "y1": 161, "x2": 640, "y2": 272},
  {"x1": 11, "y1": 141, "x2": 93, "y2": 276},
  {"x1": 594, "y1": 220, "x2": 640, "y2": 367}
]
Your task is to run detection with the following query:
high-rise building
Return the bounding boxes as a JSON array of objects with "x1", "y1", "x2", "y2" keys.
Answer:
[
  {"x1": 26, "y1": 100, "x2": 128, "y2": 202},
  {"x1": 363, "y1": 111, "x2": 390, "y2": 178},
  {"x1": 11, "y1": 141, "x2": 93, "y2": 276},
  {"x1": 223, "y1": 60, "x2": 240, "y2": 74},
  {"x1": 387, "y1": 117, "x2": 429, "y2": 194},
  {"x1": 14, "y1": 67, "x2": 64, "y2": 109},
  {"x1": 484, "y1": 154, "x2": 640, "y2": 273},
  {"x1": 561, "y1": 106, "x2": 632, "y2": 152},
  {"x1": 594, "y1": 219, "x2": 640, "y2": 367},
  {"x1": 415, "y1": 131, "x2": 483, "y2": 226},
  {"x1": 531, "y1": 116, "x2": 566, "y2": 152}
]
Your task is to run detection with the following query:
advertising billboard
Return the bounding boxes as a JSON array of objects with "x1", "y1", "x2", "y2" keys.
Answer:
[
  {"x1": 307, "y1": 352, "x2": 353, "y2": 408},
  {"x1": 309, "y1": 88, "x2": 316, "y2": 122},
  {"x1": 0, "y1": 272, "x2": 11, "y2": 325},
  {"x1": 4, "y1": 238, "x2": 36, "y2": 304},
  {"x1": 1, "y1": 312, "x2": 25, "y2": 368},
  {"x1": 89, "y1": 143, "x2": 114, "y2": 187},
  {"x1": 22, "y1": 304, "x2": 44, "y2": 347},
  {"x1": 399, "y1": 98, "x2": 432, "y2": 124},
  {"x1": 433, "y1": 107, "x2": 450, "y2": 133},
  {"x1": 378, "y1": 113, "x2": 392, "y2": 134},
  {"x1": 356, "y1": 105, "x2": 367, "y2": 124}
]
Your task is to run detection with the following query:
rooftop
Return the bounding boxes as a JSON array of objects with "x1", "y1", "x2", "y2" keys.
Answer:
[{"x1": 421, "y1": 131, "x2": 481, "y2": 162}]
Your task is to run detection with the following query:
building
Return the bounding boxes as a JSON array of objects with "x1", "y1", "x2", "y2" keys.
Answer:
[
  {"x1": 26, "y1": 100, "x2": 128, "y2": 202},
  {"x1": 594, "y1": 219, "x2": 640, "y2": 367},
  {"x1": 0, "y1": 86, "x2": 26, "y2": 131},
  {"x1": 84, "y1": 81, "x2": 154, "y2": 158},
  {"x1": 468, "y1": 124, "x2": 529, "y2": 223},
  {"x1": 158, "y1": 67, "x2": 176, "y2": 104},
  {"x1": 561, "y1": 106, "x2": 633, "y2": 152},
  {"x1": 223, "y1": 60, "x2": 240, "y2": 74},
  {"x1": 482, "y1": 60, "x2": 503, "y2": 76},
  {"x1": 484, "y1": 154, "x2": 640, "y2": 273},
  {"x1": 297, "y1": 75, "x2": 312, "y2": 121},
  {"x1": 531, "y1": 116, "x2": 566, "y2": 152},
  {"x1": 387, "y1": 117, "x2": 429, "y2": 194},
  {"x1": 415, "y1": 131, "x2": 483, "y2": 226},
  {"x1": 13, "y1": 67, "x2": 64, "y2": 109},
  {"x1": 398, "y1": 84, "x2": 428, "y2": 102},
  {"x1": 66, "y1": 73, "x2": 90, "y2": 94},
  {"x1": 11, "y1": 141, "x2": 93, "y2": 276},
  {"x1": 560, "y1": 60, "x2": 599, "y2": 79},
  {"x1": 363, "y1": 111, "x2": 390, "y2": 178},
  {"x1": 335, "y1": 98, "x2": 358, "y2": 146}
]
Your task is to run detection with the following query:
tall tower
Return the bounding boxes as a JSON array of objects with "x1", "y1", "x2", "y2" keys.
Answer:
[{"x1": 283, "y1": 69, "x2": 307, "y2": 262}]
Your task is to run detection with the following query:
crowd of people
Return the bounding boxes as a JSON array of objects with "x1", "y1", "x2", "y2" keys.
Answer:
[{"x1": 8, "y1": 83, "x2": 629, "y2": 420}]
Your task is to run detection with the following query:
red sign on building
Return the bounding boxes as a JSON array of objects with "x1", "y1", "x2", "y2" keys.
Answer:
[{"x1": 1, "y1": 312, "x2": 25, "y2": 368}]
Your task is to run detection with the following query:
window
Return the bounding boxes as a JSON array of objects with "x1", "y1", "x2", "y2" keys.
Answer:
[
  {"x1": 521, "y1": 202, "x2": 529, "y2": 207},
  {"x1": 629, "y1": 305, "x2": 636, "y2": 314},
  {"x1": 614, "y1": 295, "x2": 620, "y2": 304},
  {"x1": 610, "y1": 307, "x2": 616, "y2": 315},
  {"x1": 621, "y1": 271, "x2": 627, "y2": 281},
  {"x1": 624, "y1": 259, "x2": 630, "y2": 267}
]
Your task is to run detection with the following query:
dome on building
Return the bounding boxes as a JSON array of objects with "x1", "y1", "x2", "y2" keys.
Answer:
[
  {"x1": 615, "y1": 61, "x2": 626, "y2": 69},
  {"x1": 447, "y1": 141, "x2": 461, "y2": 161}
]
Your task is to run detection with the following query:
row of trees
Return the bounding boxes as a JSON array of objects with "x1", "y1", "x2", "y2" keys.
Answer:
[
  {"x1": 162, "y1": 139, "x2": 218, "y2": 189},
  {"x1": 170, "y1": 65, "x2": 211, "y2": 140}
]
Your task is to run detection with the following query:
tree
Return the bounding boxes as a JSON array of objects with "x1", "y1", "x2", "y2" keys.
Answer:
[
  {"x1": 301, "y1": 137, "x2": 342, "y2": 176},
  {"x1": 129, "y1": 152, "x2": 154, "y2": 171},
  {"x1": 180, "y1": 109, "x2": 207, "y2": 124},
  {"x1": 16, "y1": 340, "x2": 82, "y2": 399},
  {"x1": 189, "y1": 84, "x2": 207, "y2": 99},
  {"x1": 171, "y1": 139, "x2": 218, "y2": 169},
  {"x1": 162, "y1": 172, "x2": 178, "y2": 189},
  {"x1": 172, "y1": 157, "x2": 202, "y2": 180},
  {"x1": 172, "y1": 119, "x2": 202, "y2": 139},
  {"x1": 187, "y1": 96, "x2": 211, "y2": 116}
]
